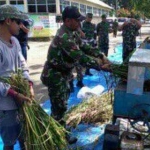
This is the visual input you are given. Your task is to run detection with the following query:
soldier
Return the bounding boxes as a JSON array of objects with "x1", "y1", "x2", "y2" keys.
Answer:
[
  {"x1": 119, "y1": 17, "x2": 141, "y2": 62},
  {"x1": 0, "y1": 5, "x2": 34, "y2": 150},
  {"x1": 43, "y1": 6, "x2": 110, "y2": 144},
  {"x1": 97, "y1": 14, "x2": 110, "y2": 56},
  {"x1": 81, "y1": 13, "x2": 97, "y2": 76},
  {"x1": 74, "y1": 13, "x2": 97, "y2": 89},
  {"x1": 112, "y1": 19, "x2": 118, "y2": 37}
]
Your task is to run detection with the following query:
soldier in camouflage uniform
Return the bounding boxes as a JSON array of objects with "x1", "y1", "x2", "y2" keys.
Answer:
[
  {"x1": 74, "y1": 13, "x2": 97, "y2": 88},
  {"x1": 81, "y1": 13, "x2": 97, "y2": 76},
  {"x1": 44, "y1": 6, "x2": 110, "y2": 144},
  {"x1": 119, "y1": 18, "x2": 141, "y2": 62},
  {"x1": 97, "y1": 14, "x2": 110, "y2": 56},
  {"x1": 112, "y1": 19, "x2": 118, "y2": 37}
]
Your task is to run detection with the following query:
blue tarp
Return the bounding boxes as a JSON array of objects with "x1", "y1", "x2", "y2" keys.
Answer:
[{"x1": 0, "y1": 43, "x2": 131, "y2": 149}]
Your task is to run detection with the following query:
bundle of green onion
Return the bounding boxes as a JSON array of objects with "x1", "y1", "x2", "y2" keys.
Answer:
[
  {"x1": 0, "y1": 71, "x2": 67, "y2": 150},
  {"x1": 65, "y1": 92, "x2": 113, "y2": 128},
  {"x1": 110, "y1": 63, "x2": 128, "y2": 82}
]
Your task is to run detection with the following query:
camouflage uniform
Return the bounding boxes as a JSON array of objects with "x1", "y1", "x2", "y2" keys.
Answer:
[
  {"x1": 97, "y1": 20, "x2": 109, "y2": 56},
  {"x1": 46, "y1": 25, "x2": 102, "y2": 122},
  {"x1": 122, "y1": 22, "x2": 139, "y2": 62},
  {"x1": 81, "y1": 20, "x2": 97, "y2": 47}
]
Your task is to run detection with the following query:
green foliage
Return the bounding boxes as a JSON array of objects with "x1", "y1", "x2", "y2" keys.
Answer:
[
  {"x1": 102, "y1": 0, "x2": 150, "y2": 18},
  {"x1": 129, "y1": 0, "x2": 150, "y2": 18}
]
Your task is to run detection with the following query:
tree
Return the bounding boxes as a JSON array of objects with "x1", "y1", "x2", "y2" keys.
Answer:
[{"x1": 130, "y1": 0, "x2": 150, "y2": 18}]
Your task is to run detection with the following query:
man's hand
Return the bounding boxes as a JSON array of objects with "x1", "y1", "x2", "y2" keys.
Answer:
[
  {"x1": 29, "y1": 86, "x2": 34, "y2": 99},
  {"x1": 16, "y1": 93, "x2": 31, "y2": 104},
  {"x1": 101, "y1": 64, "x2": 112, "y2": 72}
]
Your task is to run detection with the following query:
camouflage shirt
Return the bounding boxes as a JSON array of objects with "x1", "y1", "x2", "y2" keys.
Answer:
[
  {"x1": 122, "y1": 21, "x2": 140, "y2": 61},
  {"x1": 112, "y1": 21, "x2": 118, "y2": 30},
  {"x1": 47, "y1": 24, "x2": 101, "y2": 81},
  {"x1": 81, "y1": 21, "x2": 97, "y2": 47},
  {"x1": 97, "y1": 21, "x2": 109, "y2": 37}
]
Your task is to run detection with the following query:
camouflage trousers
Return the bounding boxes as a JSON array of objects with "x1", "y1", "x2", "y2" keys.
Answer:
[
  {"x1": 75, "y1": 65, "x2": 83, "y2": 81},
  {"x1": 47, "y1": 69, "x2": 71, "y2": 124},
  {"x1": 98, "y1": 36, "x2": 109, "y2": 56},
  {"x1": 123, "y1": 38, "x2": 136, "y2": 62}
]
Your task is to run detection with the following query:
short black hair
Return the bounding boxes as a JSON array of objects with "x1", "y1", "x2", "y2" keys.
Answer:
[
  {"x1": 101, "y1": 14, "x2": 106, "y2": 19},
  {"x1": 86, "y1": 13, "x2": 93, "y2": 18}
]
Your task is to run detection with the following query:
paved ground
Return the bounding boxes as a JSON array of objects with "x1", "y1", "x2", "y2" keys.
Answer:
[{"x1": 27, "y1": 24, "x2": 150, "y2": 103}]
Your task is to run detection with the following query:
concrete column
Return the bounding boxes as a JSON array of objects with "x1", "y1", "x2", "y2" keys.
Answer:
[
  {"x1": 6, "y1": 0, "x2": 10, "y2": 4},
  {"x1": 56, "y1": 0, "x2": 60, "y2": 14},
  {"x1": 24, "y1": 0, "x2": 28, "y2": 13}
]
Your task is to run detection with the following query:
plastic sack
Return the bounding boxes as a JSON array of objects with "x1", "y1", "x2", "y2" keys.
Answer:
[{"x1": 77, "y1": 85, "x2": 105, "y2": 99}]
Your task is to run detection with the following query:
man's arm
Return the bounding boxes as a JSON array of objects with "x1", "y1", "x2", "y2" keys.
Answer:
[{"x1": 20, "y1": 22, "x2": 30, "y2": 34}]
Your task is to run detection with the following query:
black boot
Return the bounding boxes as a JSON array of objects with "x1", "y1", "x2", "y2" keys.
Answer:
[
  {"x1": 76, "y1": 80, "x2": 84, "y2": 88},
  {"x1": 85, "y1": 69, "x2": 93, "y2": 76}
]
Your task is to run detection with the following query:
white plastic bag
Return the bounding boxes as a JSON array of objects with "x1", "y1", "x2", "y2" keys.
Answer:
[{"x1": 77, "y1": 85, "x2": 105, "y2": 99}]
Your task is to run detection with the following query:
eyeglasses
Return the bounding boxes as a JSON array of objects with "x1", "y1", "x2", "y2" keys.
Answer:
[{"x1": 11, "y1": 18, "x2": 22, "y2": 25}]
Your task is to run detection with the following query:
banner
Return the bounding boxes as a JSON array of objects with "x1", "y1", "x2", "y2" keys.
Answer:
[{"x1": 29, "y1": 14, "x2": 58, "y2": 37}]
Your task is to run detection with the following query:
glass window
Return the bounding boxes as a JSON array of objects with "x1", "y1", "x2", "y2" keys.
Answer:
[
  {"x1": 28, "y1": 0, "x2": 36, "y2": 4},
  {"x1": 28, "y1": 5, "x2": 36, "y2": 12},
  {"x1": 71, "y1": 2, "x2": 79, "y2": 8},
  {"x1": 63, "y1": 0, "x2": 70, "y2": 6},
  {"x1": 37, "y1": 5, "x2": 47, "y2": 12},
  {"x1": 10, "y1": 1, "x2": 17, "y2": 4},
  {"x1": 47, "y1": 0, "x2": 55, "y2": 4},
  {"x1": 0, "y1": 1, "x2": 6, "y2": 5},
  {"x1": 37, "y1": 0, "x2": 46, "y2": 4},
  {"x1": 99, "y1": 9, "x2": 102, "y2": 16},
  {"x1": 87, "y1": 6, "x2": 92, "y2": 13},
  {"x1": 93, "y1": 8, "x2": 99, "y2": 16},
  {"x1": 80, "y1": 4, "x2": 86, "y2": 15},
  {"x1": 48, "y1": 5, "x2": 56, "y2": 13},
  {"x1": 17, "y1": 0, "x2": 24, "y2": 4},
  {"x1": 60, "y1": 0, "x2": 70, "y2": 12},
  {"x1": 102, "y1": 9, "x2": 105, "y2": 15}
]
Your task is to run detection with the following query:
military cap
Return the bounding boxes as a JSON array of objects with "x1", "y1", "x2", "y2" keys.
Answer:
[
  {"x1": 0, "y1": 4, "x2": 28, "y2": 21},
  {"x1": 62, "y1": 6, "x2": 85, "y2": 21},
  {"x1": 101, "y1": 14, "x2": 106, "y2": 18},
  {"x1": 86, "y1": 13, "x2": 93, "y2": 18}
]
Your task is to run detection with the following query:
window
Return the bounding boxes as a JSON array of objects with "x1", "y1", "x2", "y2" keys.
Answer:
[
  {"x1": 28, "y1": 0, "x2": 36, "y2": 4},
  {"x1": 102, "y1": 9, "x2": 105, "y2": 15},
  {"x1": 87, "y1": 6, "x2": 92, "y2": 13},
  {"x1": 60, "y1": 0, "x2": 70, "y2": 13},
  {"x1": 37, "y1": 0, "x2": 46, "y2": 4},
  {"x1": 28, "y1": 5, "x2": 36, "y2": 13},
  {"x1": 28, "y1": 0, "x2": 56, "y2": 13},
  {"x1": 10, "y1": 0, "x2": 24, "y2": 4},
  {"x1": 0, "y1": 1, "x2": 6, "y2": 5},
  {"x1": 99, "y1": 9, "x2": 102, "y2": 16},
  {"x1": 93, "y1": 8, "x2": 99, "y2": 16},
  {"x1": 48, "y1": 5, "x2": 56, "y2": 13},
  {"x1": 47, "y1": 0, "x2": 55, "y2": 4},
  {"x1": 38, "y1": 5, "x2": 47, "y2": 12},
  {"x1": 71, "y1": 2, "x2": 79, "y2": 8},
  {"x1": 80, "y1": 4, "x2": 86, "y2": 15}
]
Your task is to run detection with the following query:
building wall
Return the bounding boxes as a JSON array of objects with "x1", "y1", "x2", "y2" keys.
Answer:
[{"x1": 1, "y1": 0, "x2": 112, "y2": 37}]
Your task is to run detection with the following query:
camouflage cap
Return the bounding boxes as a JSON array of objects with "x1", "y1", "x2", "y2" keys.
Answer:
[{"x1": 0, "y1": 4, "x2": 28, "y2": 21}]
